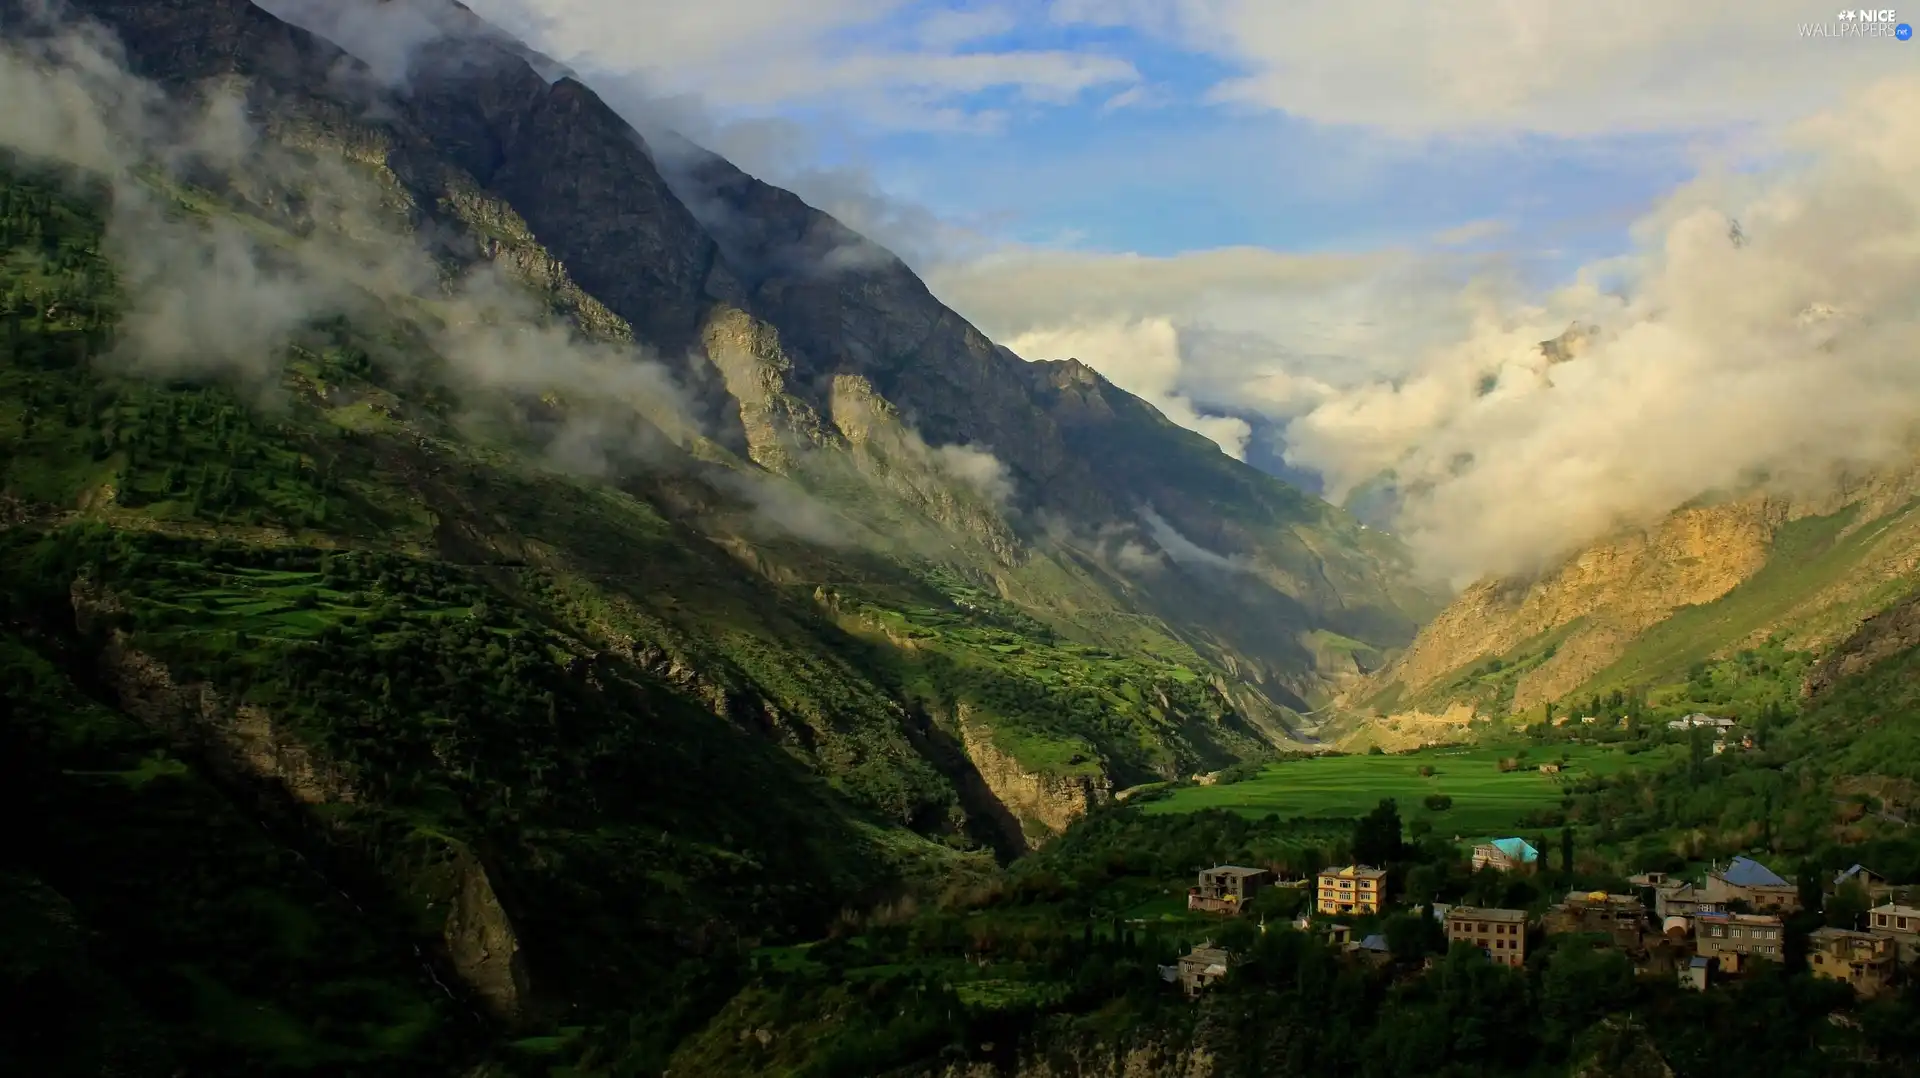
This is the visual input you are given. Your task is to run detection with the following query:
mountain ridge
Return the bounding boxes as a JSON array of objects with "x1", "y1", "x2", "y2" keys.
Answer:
[{"x1": 0, "y1": 2, "x2": 1443, "y2": 1067}]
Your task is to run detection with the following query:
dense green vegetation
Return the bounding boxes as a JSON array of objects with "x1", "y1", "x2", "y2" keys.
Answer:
[
  {"x1": 0, "y1": 137, "x2": 1304, "y2": 1075},
  {"x1": 653, "y1": 802, "x2": 1920, "y2": 1077}
]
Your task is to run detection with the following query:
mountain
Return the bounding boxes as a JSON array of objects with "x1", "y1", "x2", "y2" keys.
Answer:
[
  {"x1": 1344, "y1": 453, "x2": 1920, "y2": 748},
  {"x1": 0, "y1": 0, "x2": 1436, "y2": 1072}
]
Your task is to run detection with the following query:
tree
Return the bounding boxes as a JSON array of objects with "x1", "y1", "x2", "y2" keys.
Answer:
[
  {"x1": 1353, "y1": 799, "x2": 1404, "y2": 866},
  {"x1": 1795, "y1": 859, "x2": 1824, "y2": 915},
  {"x1": 1559, "y1": 827, "x2": 1574, "y2": 874}
]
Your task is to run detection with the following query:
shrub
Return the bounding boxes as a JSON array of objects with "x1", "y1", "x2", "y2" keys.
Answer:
[{"x1": 1423, "y1": 794, "x2": 1453, "y2": 812}]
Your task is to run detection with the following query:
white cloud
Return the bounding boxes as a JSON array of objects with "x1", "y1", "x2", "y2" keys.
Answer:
[
  {"x1": 458, "y1": 0, "x2": 1138, "y2": 130},
  {"x1": 926, "y1": 243, "x2": 1492, "y2": 458},
  {"x1": 1281, "y1": 73, "x2": 1920, "y2": 583},
  {"x1": 1053, "y1": 0, "x2": 1915, "y2": 137}
]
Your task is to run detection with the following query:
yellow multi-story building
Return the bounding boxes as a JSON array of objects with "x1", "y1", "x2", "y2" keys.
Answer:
[{"x1": 1316, "y1": 865, "x2": 1387, "y2": 916}]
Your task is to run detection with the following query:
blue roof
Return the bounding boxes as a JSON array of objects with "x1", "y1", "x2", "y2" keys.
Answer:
[
  {"x1": 1689, "y1": 956, "x2": 1710, "y2": 968},
  {"x1": 1720, "y1": 856, "x2": 1789, "y2": 888},
  {"x1": 1834, "y1": 864, "x2": 1877, "y2": 884},
  {"x1": 1358, "y1": 934, "x2": 1390, "y2": 951},
  {"x1": 1492, "y1": 838, "x2": 1540, "y2": 862}
]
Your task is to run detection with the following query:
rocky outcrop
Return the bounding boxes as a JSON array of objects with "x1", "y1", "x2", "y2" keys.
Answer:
[
  {"x1": 1803, "y1": 589, "x2": 1920, "y2": 699},
  {"x1": 958, "y1": 714, "x2": 1111, "y2": 847},
  {"x1": 70, "y1": 579, "x2": 530, "y2": 1020},
  {"x1": 440, "y1": 850, "x2": 531, "y2": 1019},
  {"x1": 1361, "y1": 455, "x2": 1920, "y2": 720},
  {"x1": 1379, "y1": 497, "x2": 1790, "y2": 707}
]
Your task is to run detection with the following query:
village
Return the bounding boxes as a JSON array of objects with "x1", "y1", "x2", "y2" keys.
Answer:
[{"x1": 1163, "y1": 838, "x2": 1920, "y2": 1001}]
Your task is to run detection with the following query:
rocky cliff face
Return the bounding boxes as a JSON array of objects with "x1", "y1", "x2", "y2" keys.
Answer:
[
  {"x1": 959, "y1": 714, "x2": 1113, "y2": 847},
  {"x1": 1803, "y1": 588, "x2": 1920, "y2": 699},
  {"x1": 1358, "y1": 452, "x2": 1920, "y2": 722},
  {"x1": 70, "y1": 578, "x2": 531, "y2": 1021}
]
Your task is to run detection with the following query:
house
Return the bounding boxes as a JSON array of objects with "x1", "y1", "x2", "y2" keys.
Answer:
[
  {"x1": 1626, "y1": 871, "x2": 1669, "y2": 889},
  {"x1": 1316, "y1": 865, "x2": 1387, "y2": 915},
  {"x1": 1538, "y1": 763, "x2": 1561, "y2": 775},
  {"x1": 1807, "y1": 927, "x2": 1898, "y2": 998},
  {"x1": 1189, "y1": 865, "x2": 1272, "y2": 915},
  {"x1": 1679, "y1": 955, "x2": 1713, "y2": 991},
  {"x1": 1834, "y1": 865, "x2": 1894, "y2": 903},
  {"x1": 1867, "y1": 902, "x2": 1920, "y2": 963},
  {"x1": 1348, "y1": 933, "x2": 1393, "y2": 966},
  {"x1": 1471, "y1": 838, "x2": 1540, "y2": 874},
  {"x1": 1546, "y1": 891, "x2": 1649, "y2": 950},
  {"x1": 1175, "y1": 944, "x2": 1234, "y2": 998},
  {"x1": 1651, "y1": 880, "x2": 1724, "y2": 920},
  {"x1": 1699, "y1": 856, "x2": 1801, "y2": 914},
  {"x1": 1445, "y1": 906, "x2": 1529, "y2": 968},
  {"x1": 1692, "y1": 911, "x2": 1784, "y2": 974}
]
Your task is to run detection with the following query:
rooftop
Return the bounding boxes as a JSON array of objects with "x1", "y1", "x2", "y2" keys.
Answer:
[
  {"x1": 1809, "y1": 926, "x2": 1890, "y2": 943},
  {"x1": 1716, "y1": 856, "x2": 1790, "y2": 889},
  {"x1": 1869, "y1": 902, "x2": 1920, "y2": 916},
  {"x1": 1834, "y1": 864, "x2": 1882, "y2": 885},
  {"x1": 1319, "y1": 864, "x2": 1387, "y2": 880},
  {"x1": 1356, "y1": 933, "x2": 1390, "y2": 952},
  {"x1": 1447, "y1": 906, "x2": 1527, "y2": 923},
  {"x1": 1563, "y1": 891, "x2": 1643, "y2": 908},
  {"x1": 1205, "y1": 865, "x2": 1269, "y2": 877},
  {"x1": 1695, "y1": 911, "x2": 1782, "y2": 926},
  {"x1": 1488, "y1": 838, "x2": 1540, "y2": 862},
  {"x1": 1688, "y1": 956, "x2": 1711, "y2": 968}
]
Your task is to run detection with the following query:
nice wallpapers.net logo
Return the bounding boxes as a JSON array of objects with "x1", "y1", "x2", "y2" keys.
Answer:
[{"x1": 1801, "y1": 9, "x2": 1914, "y2": 36}]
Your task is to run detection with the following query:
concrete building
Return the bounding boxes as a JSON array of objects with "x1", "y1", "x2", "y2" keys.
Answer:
[
  {"x1": 1546, "y1": 891, "x2": 1649, "y2": 951},
  {"x1": 1174, "y1": 944, "x2": 1233, "y2": 998},
  {"x1": 1471, "y1": 838, "x2": 1540, "y2": 874},
  {"x1": 1867, "y1": 902, "x2": 1920, "y2": 964},
  {"x1": 1445, "y1": 906, "x2": 1529, "y2": 968},
  {"x1": 1692, "y1": 911, "x2": 1784, "y2": 974},
  {"x1": 1189, "y1": 865, "x2": 1271, "y2": 915},
  {"x1": 1699, "y1": 856, "x2": 1800, "y2": 914},
  {"x1": 1316, "y1": 865, "x2": 1387, "y2": 916},
  {"x1": 1807, "y1": 927, "x2": 1898, "y2": 998},
  {"x1": 1652, "y1": 880, "x2": 1725, "y2": 920}
]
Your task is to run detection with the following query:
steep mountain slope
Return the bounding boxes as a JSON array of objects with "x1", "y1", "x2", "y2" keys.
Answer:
[
  {"x1": 0, "y1": 1, "x2": 1434, "y2": 1073},
  {"x1": 1349, "y1": 455, "x2": 1920, "y2": 744}
]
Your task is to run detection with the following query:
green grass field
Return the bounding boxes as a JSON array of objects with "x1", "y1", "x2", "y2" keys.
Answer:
[{"x1": 1144, "y1": 743, "x2": 1677, "y2": 842}]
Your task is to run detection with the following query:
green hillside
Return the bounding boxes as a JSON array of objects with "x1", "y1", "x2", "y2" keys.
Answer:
[{"x1": 0, "y1": 8, "x2": 1421, "y2": 1067}]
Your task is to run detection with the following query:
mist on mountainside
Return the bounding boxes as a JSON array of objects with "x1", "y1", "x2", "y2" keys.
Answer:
[
  {"x1": 1284, "y1": 76, "x2": 1920, "y2": 585},
  {"x1": 925, "y1": 75, "x2": 1920, "y2": 589},
  {"x1": 0, "y1": 10, "x2": 932, "y2": 546}
]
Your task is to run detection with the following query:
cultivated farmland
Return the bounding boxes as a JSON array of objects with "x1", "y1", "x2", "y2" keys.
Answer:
[{"x1": 1144, "y1": 743, "x2": 1677, "y2": 841}]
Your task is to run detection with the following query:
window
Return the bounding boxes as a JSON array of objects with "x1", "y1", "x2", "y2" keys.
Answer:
[
  {"x1": 1898, "y1": 917, "x2": 1909, "y2": 930},
  {"x1": 1478, "y1": 923, "x2": 1488, "y2": 932}
]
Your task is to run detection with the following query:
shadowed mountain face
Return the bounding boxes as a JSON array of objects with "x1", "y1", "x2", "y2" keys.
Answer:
[
  {"x1": 86, "y1": 0, "x2": 1434, "y2": 689},
  {"x1": 0, "y1": 2, "x2": 1441, "y2": 1070}
]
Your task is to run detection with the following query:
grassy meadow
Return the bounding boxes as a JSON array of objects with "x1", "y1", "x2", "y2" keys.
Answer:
[{"x1": 1144, "y1": 743, "x2": 1679, "y2": 843}]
